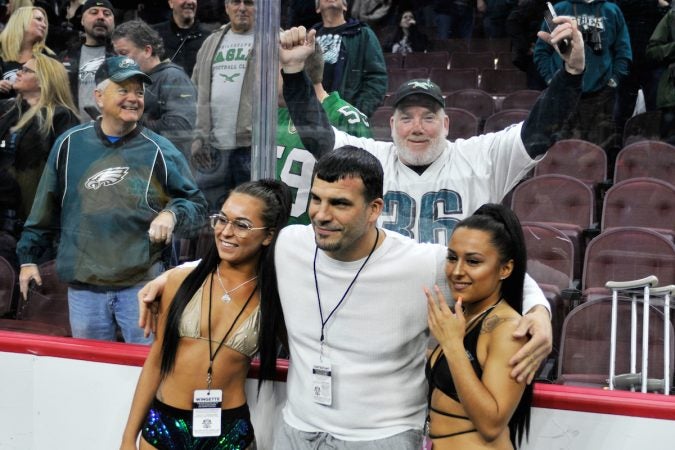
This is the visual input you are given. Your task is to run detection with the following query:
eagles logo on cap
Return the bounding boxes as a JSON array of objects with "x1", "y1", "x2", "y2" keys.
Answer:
[
  {"x1": 391, "y1": 78, "x2": 445, "y2": 108},
  {"x1": 94, "y1": 56, "x2": 153, "y2": 85}
]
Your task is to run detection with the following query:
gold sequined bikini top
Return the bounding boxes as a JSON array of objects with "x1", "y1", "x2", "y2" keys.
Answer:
[{"x1": 178, "y1": 284, "x2": 260, "y2": 358}]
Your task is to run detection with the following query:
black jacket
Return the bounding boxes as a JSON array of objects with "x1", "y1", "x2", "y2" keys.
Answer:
[{"x1": 153, "y1": 18, "x2": 208, "y2": 77}]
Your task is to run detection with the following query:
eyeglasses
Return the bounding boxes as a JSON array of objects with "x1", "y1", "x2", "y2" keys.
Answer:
[
  {"x1": 19, "y1": 66, "x2": 36, "y2": 74},
  {"x1": 209, "y1": 213, "x2": 267, "y2": 237}
]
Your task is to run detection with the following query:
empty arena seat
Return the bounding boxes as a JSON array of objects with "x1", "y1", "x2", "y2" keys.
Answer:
[
  {"x1": 483, "y1": 109, "x2": 529, "y2": 133},
  {"x1": 386, "y1": 68, "x2": 430, "y2": 94},
  {"x1": 403, "y1": 51, "x2": 450, "y2": 69},
  {"x1": 622, "y1": 110, "x2": 662, "y2": 146},
  {"x1": 479, "y1": 69, "x2": 528, "y2": 95},
  {"x1": 511, "y1": 174, "x2": 595, "y2": 279},
  {"x1": 535, "y1": 139, "x2": 608, "y2": 188},
  {"x1": 444, "y1": 107, "x2": 480, "y2": 140},
  {"x1": 449, "y1": 51, "x2": 496, "y2": 70},
  {"x1": 369, "y1": 107, "x2": 394, "y2": 141},
  {"x1": 500, "y1": 89, "x2": 542, "y2": 111},
  {"x1": 444, "y1": 88, "x2": 495, "y2": 126},
  {"x1": 582, "y1": 227, "x2": 675, "y2": 300},
  {"x1": 429, "y1": 68, "x2": 479, "y2": 92},
  {"x1": 557, "y1": 297, "x2": 674, "y2": 389},
  {"x1": 613, "y1": 140, "x2": 675, "y2": 185},
  {"x1": 601, "y1": 177, "x2": 675, "y2": 238}
]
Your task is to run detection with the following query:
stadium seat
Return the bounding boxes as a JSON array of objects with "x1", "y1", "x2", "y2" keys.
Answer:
[
  {"x1": 601, "y1": 177, "x2": 675, "y2": 239},
  {"x1": 500, "y1": 89, "x2": 542, "y2": 111},
  {"x1": 613, "y1": 140, "x2": 675, "y2": 185},
  {"x1": 431, "y1": 38, "x2": 469, "y2": 54},
  {"x1": 386, "y1": 68, "x2": 430, "y2": 94},
  {"x1": 557, "y1": 297, "x2": 674, "y2": 389},
  {"x1": 622, "y1": 110, "x2": 662, "y2": 146},
  {"x1": 479, "y1": 69, "x2": 528, "y2": 95},
  {"x1": 449, "y1": 51, "x2": 496, "y2": 70},
  {"x1": 468, "y1": 38, "x2": 511, "y2": 53},
  {"x1": 403, "y1": 51, "x2": 450, "y2": 69},
  {"x1": 483, "y1": 109, "x2": 529, "y2": 133},
  {"x1": 0, "y1": 256, "x2": 16, "y2": 318},
  {"x1": 0, "y1": 259, "x2": 70, "y2": 336},
  {"x1": 429, "y1": 68, "x2": 479, "y2": 92},
  {"x1": 445, "y1": 107, "x2": 480, "y2": 140},
  {"x1": 369, "y1": 107, "x2": 393, "y2": 141},
  {"x1": 444, "y1": 88, "x2": 495, "y2": 128},
  {"x1": 511, "y1": 174, "x2": 595, "y2": 279},
  {"x1": 582, "y1": 227, "x2": 675, "y2": 300},
  {"x1": 521, "y1": 222, "x2": 576, "y2": 360},
  {"x1": 384, "y1": 53, "x2": 404, "y2": 70},
  {"x1": 495, "y1": 51, "x2": 518, "y2": 70}
]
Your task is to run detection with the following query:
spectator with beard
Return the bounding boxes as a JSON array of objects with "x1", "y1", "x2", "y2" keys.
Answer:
[{"x1": 59, "y1": 0, "x2": 116, "y2": 122}]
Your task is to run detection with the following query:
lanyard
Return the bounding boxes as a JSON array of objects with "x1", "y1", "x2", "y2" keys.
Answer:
[
  {"x1": 206, "y1": 270, "x2": 257, "y2": 391},
  {"x1": 313, "y1": 228, "x2": 379, "y2": 348}
]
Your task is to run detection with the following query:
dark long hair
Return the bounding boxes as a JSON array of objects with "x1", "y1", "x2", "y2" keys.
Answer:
[
  {"x1": 159, "y1": 180, "x2": 292, "y2": 387},
  {"x1": 455, "y1": 203, "x2": 531, "y2": 448}
]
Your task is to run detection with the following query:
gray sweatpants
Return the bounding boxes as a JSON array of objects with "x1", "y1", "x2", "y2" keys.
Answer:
[{"x1": 273, "y1": 420, "x2": 423, "y2": 450}]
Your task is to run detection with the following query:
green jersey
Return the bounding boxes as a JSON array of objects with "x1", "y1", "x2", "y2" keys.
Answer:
[{"x1": 276, "y1": 92, "x2": 371, "y2": 224}]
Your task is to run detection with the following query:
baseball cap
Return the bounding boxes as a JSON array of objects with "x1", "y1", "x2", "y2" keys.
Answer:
[
  {"x1": 82, "y1": 0, "x2": 114, "y2": 14},
  {"x1": 390, "y1": 79, "x2": 445, "y2": 109},
  {"x1": 95, "y1": 56, "x2": 152, "y2": 85}
]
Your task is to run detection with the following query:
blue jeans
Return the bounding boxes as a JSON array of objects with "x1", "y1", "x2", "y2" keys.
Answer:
[{"x1": 68, "y1": 284, "x2": 153, "y2": 344}]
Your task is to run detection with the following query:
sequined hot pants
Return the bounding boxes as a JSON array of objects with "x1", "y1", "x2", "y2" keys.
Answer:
[{"x1": 141, "y1": 398, "x2": 255, "y2": 449}]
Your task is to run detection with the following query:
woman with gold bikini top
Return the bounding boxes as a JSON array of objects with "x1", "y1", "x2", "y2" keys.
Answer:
[
  {"x1": 120, "y1": 180, "x2": 292, "y2": 450},
  {"x1": 425, "y1": 204, "x2": 533, "y2": 449}
]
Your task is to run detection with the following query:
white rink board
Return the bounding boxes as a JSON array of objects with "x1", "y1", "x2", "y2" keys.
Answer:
[{"x1": 0, "y1": 350, "x2": 673, "y2": 450}]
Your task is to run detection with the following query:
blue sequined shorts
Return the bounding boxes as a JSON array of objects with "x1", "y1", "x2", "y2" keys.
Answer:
[{"x1": 141, "y1": 398, "x2": 255, "y2": 449}]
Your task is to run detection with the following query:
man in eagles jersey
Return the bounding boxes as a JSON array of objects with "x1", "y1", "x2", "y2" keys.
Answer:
[
  {"x1": 277, "y1": 41, "x2": 371, "y2": 225},
  {"x1": 17, "y1": 56, "x2": 207, "y2": 344},
  {"x1": 279, "y1": 18, "x2": 586, "y2": 383}
]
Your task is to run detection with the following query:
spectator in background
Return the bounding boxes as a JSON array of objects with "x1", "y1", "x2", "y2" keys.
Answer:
[
  {"x1": 646, "y1": 2, "x2": 675, "y2": 145},
  {"x1": 56, "y1": 0, "x2": 85, "y2": 47},
  {"x1": 433, "y1": 0, "x2": 475, "y2": 39},
  {"x1": 286, "y1": 0, "x2": 320, "y2": 29},
  {"x1": 313, "y1": 0, "x2": 387, "y2": 118},
  {"x1": 0, "y1": 6, "x2": 53, "y2": 99},
  {"x1": 190, "y1": 0, "x2": 255, "y2": 212},
  {"x1": 153, "y1": 0, "x2": 207, "y2": 77},
  {"x1": 478, "y1": 0, "x2": 516, "y2": 38},
  {"x1": 112, "y1": 19, "x2": 196, "y2": 157},
  {"x1": 613, "y1": 0, "x2": 670, "y2": 137},
  {"x1": 59, "y1": 0, "x2": 115, "y2": 121},
  {"x1": 110, "y1": 0, "x2": 136, "y2": 23},
  {"x1": 195, "y1": 0, "x2": 223, "y2": 31},
  {"x1": 34, "y1": 0, "x2": 71, "y2": 54},
  {"x1": 382, "y1": 10, "x2": 429, "y2": 54},
  {"x1": 138, "y1": 0, "x2": 170, "y2": 24},
  {"x1": 277, "y1": 41, "x2": 372, "y2": 225},
  {"x1": 7, "y1": 0, "x2": 34, "y2": 17},
  {"x1": 534, "y1": 0, "x2": 631, "y2": 165},
  {"x1": 17, "y1": 56, "x2": 207, "y2": 344},
  {"x1": 506, "y1": 0, "x2": 547, "y2": 90},
  {"x1": 0, "y1": 54, "x2": 79, "y2": 269}
]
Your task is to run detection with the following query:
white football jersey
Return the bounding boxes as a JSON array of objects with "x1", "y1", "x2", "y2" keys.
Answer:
[{"x1": 333, "y1": 123, "x2": 537, "y2": 244}]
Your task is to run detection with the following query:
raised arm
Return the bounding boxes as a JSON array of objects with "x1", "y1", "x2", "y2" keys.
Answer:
[
  {"x1": 522, "y1": 15, "x2": 585, "y2": 158},
  {"x1": 280, "y1": 27, "x2": 335, "y2": 159}
]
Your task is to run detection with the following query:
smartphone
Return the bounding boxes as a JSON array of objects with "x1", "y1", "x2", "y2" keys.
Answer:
[{"x1": 544, "y1": 2, "x2": 570, "y2": 54}]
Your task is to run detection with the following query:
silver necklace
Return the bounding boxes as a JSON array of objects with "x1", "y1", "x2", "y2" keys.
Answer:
[{"x1": 215, "y1": 265, "x2": 257, "y2": 303}]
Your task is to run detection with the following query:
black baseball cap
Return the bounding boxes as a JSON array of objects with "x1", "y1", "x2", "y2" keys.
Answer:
[
  {"x1": 82, "y1": 0, "x2": 114, "y2": 13},
  {"x1": 95, "y1": 56, "x2": 152, "y2": 85},
  {"x1": 391, "y1": 79, "x2": 445, "y2": 109}
]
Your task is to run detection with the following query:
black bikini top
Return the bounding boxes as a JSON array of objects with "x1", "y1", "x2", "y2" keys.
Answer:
[{"x1": 425, "y1": 303, "x2": 499, "y2": 403}]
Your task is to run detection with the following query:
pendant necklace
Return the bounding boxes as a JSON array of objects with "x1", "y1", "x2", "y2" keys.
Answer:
[{"x1": 215, "y1": 265, "x2": 257, "y2": 303}]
